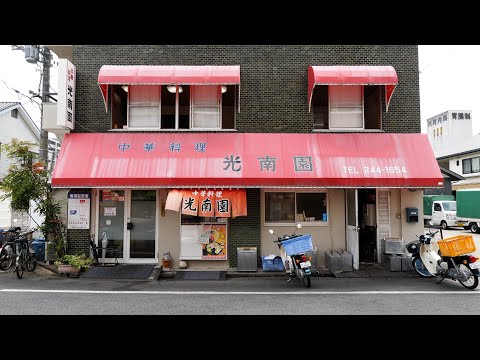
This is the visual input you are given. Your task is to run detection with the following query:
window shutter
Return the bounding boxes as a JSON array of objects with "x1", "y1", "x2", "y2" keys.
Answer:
[
  {"x1": 329, "y1": 86, "x2": 363, "y2": 129},
  {"x1": 191, "y1": 85, "x2": 220, "y2": 129}
]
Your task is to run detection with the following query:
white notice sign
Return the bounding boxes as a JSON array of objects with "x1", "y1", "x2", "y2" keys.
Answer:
[{"x1": 67, "y1": 192, "x2": 90, "y2": 229}]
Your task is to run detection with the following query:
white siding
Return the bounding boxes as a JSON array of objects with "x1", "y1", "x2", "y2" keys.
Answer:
[
  {"x1": 0, "y1": 108, "x2": 40, "y2": 230},
  {"x1": 0, "y1": 191, "x2": 11, "y2": 228},
  {"x1": 449, "y1": 150, "x2": 480, "y2": 178},
  {"x1": 0, "y1": 110, "x2": 39, "y2": 178}
]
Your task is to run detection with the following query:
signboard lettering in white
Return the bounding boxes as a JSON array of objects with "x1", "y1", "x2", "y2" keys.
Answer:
[{"x1": 342, "y1": 165, "x2": 407, "y2": 176}]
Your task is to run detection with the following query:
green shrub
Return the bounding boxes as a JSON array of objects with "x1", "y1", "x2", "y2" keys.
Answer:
[{"x1": 55, "y1": 254, "x2": 93, "y2": 270}]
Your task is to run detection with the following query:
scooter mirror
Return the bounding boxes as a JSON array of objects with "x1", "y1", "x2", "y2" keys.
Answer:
[
  {"x1": 297, "y1": 223, "x2": 302, "y2": 229},
  {"x1": 268, "y1": 229, "x2": 274, "y2": 235}
]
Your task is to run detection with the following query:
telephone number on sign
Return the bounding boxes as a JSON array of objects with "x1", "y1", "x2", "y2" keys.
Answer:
[
  {"x1": 364, "y1": 166, "x2": 407, "y2": 174},
  {"x1": 342, "y1": 166, "x2": 407, "y2": 174}
]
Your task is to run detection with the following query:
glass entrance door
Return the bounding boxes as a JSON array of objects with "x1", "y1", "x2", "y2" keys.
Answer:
[
  {"x1": 98, "y1": 190, "x2": 125, "y2": 262},
  {"x1": 128, "y1": 190, "x2": 157, "y2": 260}
]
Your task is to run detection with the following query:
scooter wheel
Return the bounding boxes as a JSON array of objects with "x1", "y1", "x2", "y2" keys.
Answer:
[
  {"x1": 412, "y1": 256, "x2": 435, "y2": 278},
  {"x1": 458, "y1": 264, "x2": 479, "y2": 290},
  {"x1": 302, "y1": 273, "x2": 311, "y2": 288}
]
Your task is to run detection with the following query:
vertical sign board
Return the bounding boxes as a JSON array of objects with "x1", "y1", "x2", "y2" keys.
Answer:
[
  {"x1": 67, "y1": 191, "x2": 90, "y2": 229},
  {"x1": 57, "y1": 59, "x2": 76, "y2": 130}
]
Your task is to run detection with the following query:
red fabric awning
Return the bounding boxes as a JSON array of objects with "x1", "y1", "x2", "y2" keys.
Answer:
[
  {"x1": 98, "y1": 65, "x2": 241, "y2": 113},
  {"x1": 52, "y1": 132, "x2": 443, "y2": 189},
  {"x1": 308, "y1": 65, "x2": 398, "y2": 112}
]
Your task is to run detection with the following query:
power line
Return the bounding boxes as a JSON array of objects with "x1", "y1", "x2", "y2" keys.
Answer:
[{"x1": 0, "y1": 79, "x2": 41, "y2": 109}]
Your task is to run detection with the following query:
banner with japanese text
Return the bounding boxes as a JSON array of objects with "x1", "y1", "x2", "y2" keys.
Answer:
[
  {"x1": 181, "y1": 190, "x2": 199, "y2": 216},
  {"x1": 168, "y1": 189, "x2": 247, "y2": 218}
]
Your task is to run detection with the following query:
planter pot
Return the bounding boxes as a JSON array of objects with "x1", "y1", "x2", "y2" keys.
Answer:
[
  {"x1": 162, "y1": 259, "x2": 171, "y2": 269},
  {"x1": 57, "y1": 265, "x2": 81, "y2": 274}
]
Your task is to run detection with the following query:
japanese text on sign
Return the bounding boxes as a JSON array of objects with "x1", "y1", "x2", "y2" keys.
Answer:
[
  {"x1": 67, "y1": 191, "x2": 90, "y2": 229},
  {"x1": 342, "y1": 166, "x2": 408, "y2": 175},
  {"x1": 56, "y1": 59, "x2": 76, "y2": 130}
]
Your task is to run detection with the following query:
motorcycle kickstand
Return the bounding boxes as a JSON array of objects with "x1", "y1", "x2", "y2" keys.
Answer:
[{"x1": 435, "y1": 273, "x2": 447, "y2": 284}]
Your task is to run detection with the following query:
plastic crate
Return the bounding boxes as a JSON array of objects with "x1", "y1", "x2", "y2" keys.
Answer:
[
  {"x1": 262, "y1": 256, "x2": 285, "y2": 272},
  {"x1": 281, "y1": 234, "x2": 313, "y2": 256},
  {"x1": 437, "y1": 235, "x2": 476, "y2": 257}
]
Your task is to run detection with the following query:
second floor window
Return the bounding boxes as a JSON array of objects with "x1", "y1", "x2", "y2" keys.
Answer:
[
  {"x1": 462, "y1": 156, "x2": 480, "y2": 174},
  {"x1": 312, "y1": 85, "x2": 381, "y2": 131},
  {"x1": 111, "y1": 85, "x2": 235, "y2": 131}
]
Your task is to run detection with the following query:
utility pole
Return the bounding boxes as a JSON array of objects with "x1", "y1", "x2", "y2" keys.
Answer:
[
  {"x1": 39, "y1": 47, "x2": 51, "y2": 164},
  {"x1": 12, "y1": 45, "x2": 54, "y2": 164}
]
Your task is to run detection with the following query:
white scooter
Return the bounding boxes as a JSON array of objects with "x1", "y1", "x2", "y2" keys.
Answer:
[
  {"x1": 407, "y1": 229, "x2": 480, "y2": 290},
  {"x1": 268, "y1": 224, "x2": 313, "y2": 288}
]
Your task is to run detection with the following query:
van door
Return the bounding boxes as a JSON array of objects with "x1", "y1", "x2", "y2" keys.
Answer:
[{"x1": 432, "y1": 202, "x2": 443, "y2": 225}]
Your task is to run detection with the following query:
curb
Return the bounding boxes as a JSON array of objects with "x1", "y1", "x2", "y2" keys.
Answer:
[{"x1": 36, "y1": 261, "x2": 59, "y2": 275}]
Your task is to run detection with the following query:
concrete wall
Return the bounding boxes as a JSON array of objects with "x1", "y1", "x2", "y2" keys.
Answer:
[
  {"x1": 400, "y1": 189, "x2": 424, "y2": 245},
  {"x1": 259, "y1": 188, "x2": 345, "y2": 267},
  {"x1": 389, "y1": 189, "x2": 402, "y2": 239}
]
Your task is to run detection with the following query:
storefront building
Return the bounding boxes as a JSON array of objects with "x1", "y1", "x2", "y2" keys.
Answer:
[{"x1": 49, "y1": 45, "x2": 442, "y2": 270}]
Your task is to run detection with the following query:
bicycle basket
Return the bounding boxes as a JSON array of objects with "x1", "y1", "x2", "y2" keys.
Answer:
[{"x1": 281, "y1": 234, "x2": 313, "y2": 256}]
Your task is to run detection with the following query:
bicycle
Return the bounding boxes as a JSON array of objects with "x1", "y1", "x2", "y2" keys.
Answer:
[
  {"x1": 14, "y1": 230, "x2": 36, "y2": 279},
  {"x1": 0, "y1": 227, "x2": 21, "y2": 271}
]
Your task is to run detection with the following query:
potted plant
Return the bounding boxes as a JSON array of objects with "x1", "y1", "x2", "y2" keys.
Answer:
[{"x1": 55, "y1": 253, "x2": 93, "y2": 274}]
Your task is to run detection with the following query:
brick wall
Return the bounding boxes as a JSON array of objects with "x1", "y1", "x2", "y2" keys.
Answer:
[
  {"x1": 66, "y1": 189, "x2": 91, "y2": 256},
  {"x1": 228, "y1": 189, "x2": 260, "y2": 268},
  {"x1": 73, "y1": 45, "x2": 420, "y2": 134}
]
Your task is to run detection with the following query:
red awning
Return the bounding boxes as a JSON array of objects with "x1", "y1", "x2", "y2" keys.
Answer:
[
  {"x1": 98, "y1": 65, "x2": 241, "y2": 113},
  {"x1": 52, "y1": 132, "x2": 443, "y2": 189},
  {"x1": 308, "y1": 65, "x2": 398, "y2": 112}
]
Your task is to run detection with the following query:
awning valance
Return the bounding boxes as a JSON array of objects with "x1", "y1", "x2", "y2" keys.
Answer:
[
  {"x1": 98, "y1": 65, "x2": 241, "y2": 112},
  {"x1": 308, "y1": 65, "x2": 398, "y2": 112},
  {"x1": 52, "y1": 132, "x2": 443, "y2": 189}
]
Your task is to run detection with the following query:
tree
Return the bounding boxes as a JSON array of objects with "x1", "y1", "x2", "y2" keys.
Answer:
[{"x1": 0, "y1": 138, "x2": 66, "y2": 258}]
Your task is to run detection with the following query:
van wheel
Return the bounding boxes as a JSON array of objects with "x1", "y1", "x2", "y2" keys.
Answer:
[
  {"x1": 441, "y1": 221, "x2": 448, "y2": 230},
  {"x1": 470, "y1": 223, "x2": 479, "y2": 233}
]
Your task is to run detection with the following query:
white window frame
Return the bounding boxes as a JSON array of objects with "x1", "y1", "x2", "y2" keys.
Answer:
[
  {"x1": 127, "y1": 85, "x2": 162, "y2": 130},
  {"x1": 328, "y1": 85, "x2": 365, "y2": 131},
  {"x1": 261, "y1": 189, "x2": 329, "y2": 227}
]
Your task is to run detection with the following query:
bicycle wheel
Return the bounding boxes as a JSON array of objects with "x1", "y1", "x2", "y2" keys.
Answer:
[
  {"x1": 16, "y1": 264, "x2": 23, "y2": 279},
  {"x1": 27, "y1": 254, "x2": 36, "y2": 272},
  {"x1": 0, "y1": 246, "x2": 13, "y2": 271}
]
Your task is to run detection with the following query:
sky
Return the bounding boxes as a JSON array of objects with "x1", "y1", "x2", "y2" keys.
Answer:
[{"x1": 0, "y1": 45, "x2": 479, "y2": 135}]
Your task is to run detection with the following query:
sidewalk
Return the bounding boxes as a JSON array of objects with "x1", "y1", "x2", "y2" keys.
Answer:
[
  {"x1": 160, "y1": 263, "x2": 418, "y2": 279},
  {"x1": 32, "y1": 261, "x2": 419, "y2": 280}
]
